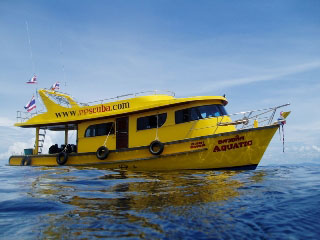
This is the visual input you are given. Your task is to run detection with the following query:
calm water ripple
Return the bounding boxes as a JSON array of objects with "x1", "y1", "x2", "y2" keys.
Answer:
[{"x1": 0, "y1": 164, "x2": 319, "y2": 239}]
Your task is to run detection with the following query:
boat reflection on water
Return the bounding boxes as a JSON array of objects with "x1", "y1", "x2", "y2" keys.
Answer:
[{"x1": 28, "y1": 167, "x2": 266, "y2": 238}]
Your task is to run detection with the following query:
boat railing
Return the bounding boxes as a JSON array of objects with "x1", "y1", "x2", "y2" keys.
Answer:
[
  {"x1": 187, "y1": 103, "x2": 290, "y2": 134},
  {"x1": 16, "y1": 90, "x2": 175, "y2": 122},
  {"x1": 217, "y1": 103, "x2": 290, "y2": 130},
  {"x1": 16, "y1": 110, "x2": 44, "y2": 123},
  {"x1": 78, "y1": 90, "x2": 176, "y2": 106}
]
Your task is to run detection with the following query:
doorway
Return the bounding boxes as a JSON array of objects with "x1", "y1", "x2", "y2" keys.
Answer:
[{"x1": 116, "y1": 117, "x2": 129, "y2": 149}]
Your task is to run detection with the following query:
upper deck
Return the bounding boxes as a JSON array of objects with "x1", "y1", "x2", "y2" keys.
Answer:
[{"x1": 15, "y1": 89, "x2": 228, "y2": 128}]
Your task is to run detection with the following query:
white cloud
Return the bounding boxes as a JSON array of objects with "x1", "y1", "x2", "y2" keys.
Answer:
[
  {"x1": 261, "y1": 140, "x2": 320, "y2": 166},
  {"x1": 0, "y1": 128, "x2": 77, "y2": 163},
  {"x1": 0, "y1": 140, "x2": 32, "y2": 160},
  {"x1": 312, "y1": 145, "x2": 320, "y2": 152},
  {"x1": 199, "y1": 61, "x2": 320, "y2": 93},
  {"x1": 285, "y1": 121, "x2": 320, "y2": 145},
  {"x1": 0, "y1": 117, "x2": 15, "y2": 127}
]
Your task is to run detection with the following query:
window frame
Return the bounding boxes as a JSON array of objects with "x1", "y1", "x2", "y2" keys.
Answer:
[
  {"x1": 175, "y1": 104, "x2": 228, "y2": 124},
  {"x1": 84, "y1": 122, "x2": 115, "y2": 138},
  {"x1": 137, "y1": 113, "x2": 167, "y2": 131}
]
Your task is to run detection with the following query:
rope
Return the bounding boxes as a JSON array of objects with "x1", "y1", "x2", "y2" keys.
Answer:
[
  {"x1": 278, "y1": 122, "x2": 285, "y2": 152},
  {"x1": 61, "y1": 129, "x2": 76, "y2": 152},
  {"x1": 282, "y1": 124, "x2": 285, "y2": 153},
  {"x1": 155, "y1": 114, "x2": 159, "y2": 140},
  {"x1": 103, "y1": 123, "x2": 115, "y2": 147}
]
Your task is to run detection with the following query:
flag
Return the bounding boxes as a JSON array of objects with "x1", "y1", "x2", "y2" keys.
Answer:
[
  {"x1": 24, "y1": 96, "x2": 36, "y2": 112},
  {"x1": 26, "y1": 75, "x2": 37, "y2": 84},
  {"x1": 51, "y1": 81, "x2": 60, "y2": 91}
]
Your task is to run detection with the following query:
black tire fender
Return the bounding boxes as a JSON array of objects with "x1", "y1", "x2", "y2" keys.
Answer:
[
  {"x1": 21, "y1": 156, "x2": 32, "y2": 166},
  {"x1": 56, "y1": 152, "x2": 68, "y2": 165},
  {"x1": 96, "y1": 146, "x2": 109, "y2": 160},
  {"x1": 149, "y1": 140, "x2": 164, "y2": 155}
]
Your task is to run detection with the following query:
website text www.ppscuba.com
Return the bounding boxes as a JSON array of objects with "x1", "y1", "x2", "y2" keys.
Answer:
[{"x1": 55, "y1": 102, "x2": 130, "y2": 118}]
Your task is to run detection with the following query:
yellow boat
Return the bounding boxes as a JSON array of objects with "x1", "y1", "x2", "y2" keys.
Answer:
[{"x1": 9, "y1": 89, "x2": 290, "y2": 170}]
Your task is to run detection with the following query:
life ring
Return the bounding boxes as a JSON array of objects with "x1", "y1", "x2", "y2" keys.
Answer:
[
  {"x1": 21, "y1": 156, "x2": 31, "y2": 166},
  {"x1": 149, "y1": 140, "x2": 164, "y2": 155},
  {"x1": 96, "y1": 146, "x2": 109, "y2": 160},
  {"x1": 56, "y1": 152, "x2": 68, "y2": 165}
]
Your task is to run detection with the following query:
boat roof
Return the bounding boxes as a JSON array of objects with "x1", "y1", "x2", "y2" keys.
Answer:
[{"x1": 15, "y1": 89, "x2": 228, "y2": 129}]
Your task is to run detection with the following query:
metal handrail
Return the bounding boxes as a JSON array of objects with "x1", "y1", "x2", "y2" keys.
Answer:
[
  {"x1": 79, "y1": 90, "x2": 175, "y2": 106},
  {"x1": 218, "y1": 103, "x2": 290, "y2": 130},
  {"x1": 16, "y1": 95, "x2": 289, "y2": 128},
  {"x1": 180, "y1": 103, "x2": 291, "y2": 137},
  {"x1": 227, "y1": 103, "x2": 290, "y2": 117},
  {"x1": 16, "y1": 90, "x2": 176, "y2": 122},
  {"x1": 187, "y1": 103, "x2": 290, "y2": 133},
  {"x1": 42, "y1": 89, "x2": 175, "y2": 106},
  {"x1": 16, "y1": 110, "x2": 44, "y2": 123}
]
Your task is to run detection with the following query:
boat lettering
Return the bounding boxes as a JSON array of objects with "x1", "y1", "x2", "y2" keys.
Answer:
[
  {"x1": 55, "y1": 111, "x2": 77, "y2": 118},
  {"x1": 190, "y1": 141, "x2": 206, "y2": 149},
  {"x1": 214, "y1": 135, "x2": 252, "y2": 152},
  {"x1": 55, "y1": 102, "x2": 130, "y2": 118},
  {"x1": 78, "y1": 105, "x2": 111, "y2": 116},
  {"x1": 112, "y1": 102, "x2": 130, "y2": 111},
  {"x1": 218, "y1": 135, "x2": 245, "y2": 144}
]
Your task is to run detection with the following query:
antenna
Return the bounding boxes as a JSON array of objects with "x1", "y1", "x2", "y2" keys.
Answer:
[
  {"x1": 25, "y1": 21, "x2": 42, "y2": 113},
  {"x1": 26, "y1": 21, "x2": 36, "y2": 74},
  {"x1": 59, "y1": 41, "x2": 67, "y2": 91}
]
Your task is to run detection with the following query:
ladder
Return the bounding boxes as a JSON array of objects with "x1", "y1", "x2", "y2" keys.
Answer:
[{"x1": 36, "y1": 129, "x2": 46, "y2": 154}]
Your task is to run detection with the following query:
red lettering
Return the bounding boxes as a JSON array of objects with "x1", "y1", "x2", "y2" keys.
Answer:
[
  {"x1": 213, "y1": 139, "x2": 253, "y2": 152},
  {"x1": 191, "y1": 141, "x2": 205, "y2": 149},
  {"x1": 213, "y1": 146, "x2": 220, "y2": 152}
]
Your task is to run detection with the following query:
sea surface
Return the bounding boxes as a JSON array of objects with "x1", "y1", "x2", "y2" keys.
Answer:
[{"x1": 0, "y1": 164, "x2": 319, "y2": 240}]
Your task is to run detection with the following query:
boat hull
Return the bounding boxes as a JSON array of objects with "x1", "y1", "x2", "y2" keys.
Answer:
[{"x1": 9, "y1": 125, "x2": 279, "y2": 171}]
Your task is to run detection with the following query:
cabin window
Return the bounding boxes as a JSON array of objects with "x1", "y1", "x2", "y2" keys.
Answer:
[
  {"x1": 85, "y1": 122, "x2": 114, "y2": 137},
  {"x1": 175, "y1": 105, "x2": 227, "y2": 124},
  {"x1": 137, "y1": 113, "x2": 167, "y2": 130}
]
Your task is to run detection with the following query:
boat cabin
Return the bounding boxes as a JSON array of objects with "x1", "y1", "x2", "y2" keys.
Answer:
[{"x1": 16, "y1": 89, "x2": 235, "y2": 155}]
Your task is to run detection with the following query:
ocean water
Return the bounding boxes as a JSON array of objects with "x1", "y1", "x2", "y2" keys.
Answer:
[{"x1": 0, "y1": 164, "x2": 319, "y2": 240}]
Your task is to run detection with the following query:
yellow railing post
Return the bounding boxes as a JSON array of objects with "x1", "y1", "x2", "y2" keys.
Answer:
[
  {"x1": 65, "y1": 125, "x2": 68, "y2": 145},
  {"x1": 34, "y1": 127, "x2": 39, "y2": 155}
]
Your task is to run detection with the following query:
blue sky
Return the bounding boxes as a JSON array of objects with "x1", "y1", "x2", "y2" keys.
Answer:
[{"x1": 0, "y1": 0, "x2": 319, "y2": 165}]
